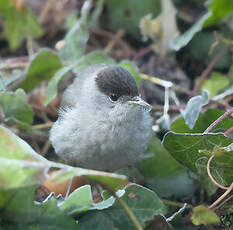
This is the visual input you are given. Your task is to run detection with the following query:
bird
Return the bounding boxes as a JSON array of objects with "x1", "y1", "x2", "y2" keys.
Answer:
[{"x1": 50, "y1": 64, "x2": 152, "y2": 171}]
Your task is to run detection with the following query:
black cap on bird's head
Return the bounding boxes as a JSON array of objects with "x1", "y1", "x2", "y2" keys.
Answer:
[
  {"x1": 95, "y1": 66, "x2": 139, "y2": 98},
  {"x1": 95, "y1": 65, "x2": 151, "y2": 111}
]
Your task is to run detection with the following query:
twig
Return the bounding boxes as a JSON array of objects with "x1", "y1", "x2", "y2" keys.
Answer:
[
  {"x1": 5, "y1": 57, "x2": 28, "y2": 63},
  {"x1": 26, "y1": 36, "x2": 34, "y2": 58},
  {"x1": 171, "y1": 84, "x2": 193, "y2": 96},
  {"x1": 32, "y1": 122, "x2": 54, "y2": 129},
  {"x1": 192, "y1": 46, "x2": 228, "y2": 95},
  {"x1": 203, "y1": 108, "x2": 233, "y2": 134},
  {"x1": 208, "y1": 183, "x2": 233, "y2": 209},
  {"x1": 133, "y1": 46, "x2": 153, "y2": 61},
  {"x1": 214, "y1": 194, "x2": 233, "y2": 210},
  {"x1": 206, "y1": 155, "x2": 229, "y2": 190},
  {"x1": 210, "y1": 99, "x2": 232, "y2": 110},
  {"x1": 0, "y1": 62, "x2": 28, "y2": 70},
  {"x1": 39, "y1": 0, "x2": 57, "y2": 24},
  {"x1": 162, "y1": 199, "x2": 192, "y2": 209},
  {"x1": 41, "y1": 140, "x2": 51, "y2": 156},
  {"x1": 92, "y1": 29, "x2": 132, "y2": 58},
  {"x1": 139, "y1": 73, "x2": 173, "y2": 88},
  {"x1": 152, "y1": 104, "x2": 186, "y2": 111},
  {"x1": 105, "y1": 29, "x2": 125, "y2": 53},
  {"x1": 224, "y1": 126, "x2": 233, "y2": 136}
]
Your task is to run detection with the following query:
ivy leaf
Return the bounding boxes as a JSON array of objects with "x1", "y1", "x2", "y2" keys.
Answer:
[
  {"x1": 0, "y1": 89, "x2": 34, "y2": 129},
  {"x1": 0, "y1": 0, "x2": 43, "y2": 50},
  {"x1": 189, "y1": 31, "x2": 231, "y2": 69},
  {"x1": 171, "y1": 0, "x2": 233, "y2": 51},
  {"x1": 0, "y1": 186, "x2": 77, "y2": 229},
  {"x1": 170, "y1": 108, "x2": 233, "y2": 134},
  {"x1": 106, "y1": 0, "x2": 161, "y2": 38},
  {"x1": 191, "y1": 205, "x2": 220, "y2": 225},
  {"x1": 59, "y1": 185, "x2": 115, "y2": 216},
  {"x1": 78, "y1": 184, "x2": 167, "y2": 230},
  {"x1": 183, "y1": 90, "x2": 209, "y2": 129},
  {"x1": 44, "y1": 65, "x2": 74, "y2": 106},
  {"x1": 204, "y1": 0, "x2": 233, "y2": 27},
  {"x1": 0, "y1": 125, "x2": 128, "y2": 191},
  {"x1": 0, "y1": 125, "x2": 49, "y2": 189},
  {"x1": 19, "y1": 48, "x2": 62, "y2": 92},
  {"x1": 163, "y1": 132, "x2": 233, "y2": 185},
  {"x1": 201, "y1": 72, "x2": 229, "y2": 98},
  {"x1": 59, "y1": 1, "x2": 91, "y2": 61},
  {"x1": 171, "y1": 12, "x2": 211, "y2": 51},
  {"x1": 195, "y1": 157, "x2": 218, "y2": 196}
]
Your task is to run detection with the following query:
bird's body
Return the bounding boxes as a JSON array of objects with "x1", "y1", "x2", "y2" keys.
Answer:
[{"x1": 50, "y1": 64, "x2": 152, "y2": 171}]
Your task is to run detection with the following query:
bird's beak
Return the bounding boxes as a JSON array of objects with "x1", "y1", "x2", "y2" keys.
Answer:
[{"x1": 128, "y1": 96, "x2": 152, "y2": 112}]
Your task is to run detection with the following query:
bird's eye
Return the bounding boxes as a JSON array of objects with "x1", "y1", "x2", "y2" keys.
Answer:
[{"x1": 109, "y1": 94, "x2": 119, "y2": 102}]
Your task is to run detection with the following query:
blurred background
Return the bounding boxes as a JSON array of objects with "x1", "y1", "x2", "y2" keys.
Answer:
[{"x1": 0, "y1": 0, "x2": 233, "y2": 229}]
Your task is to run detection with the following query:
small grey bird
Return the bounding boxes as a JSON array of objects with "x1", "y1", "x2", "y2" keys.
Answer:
[{"x1": 50, "y1": 64, "x2": 152, "y2": 171}]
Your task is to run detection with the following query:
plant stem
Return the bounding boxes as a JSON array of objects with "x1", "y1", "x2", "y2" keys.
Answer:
[
  {"x1": 105, "y1": 29, "x2": 124, "y2": 53},
  {"x1": 133, "y1": 46, "x2": 152, "y2": 61},
  {"x1": 32, "y1": 122, "x2": 54, "y2": 129},
  {"x1": 26, "y1": 36, "x2": 34, "y2": 57},
  {"x1": 139, "y1": 73, "x2": 173, "y2": 88},
  {"x1": 162, "y1": 199, "x2": 192, "y2": 209},
  {"x1": 114, "y1": 194, "x2": 143, "y2": 230},
  {"x1": 207, "y1": 155, "x2": 229, "y2": 190},
  {"x1": 214, "y1": 194, "x2": 233, "y2": 210},
  {"x1": 203, "y1": 108, "x2": 233, "y2": 134},
  {"x1": 192, "y1": 46, "x2": 228, "y2": 95},
  {"x1": 209, "y1": 183, "x2": 233, "y2": 209}
]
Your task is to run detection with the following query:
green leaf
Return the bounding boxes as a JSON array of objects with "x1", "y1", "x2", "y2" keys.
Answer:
[
  {"x1": 0, "y1": 0, "x2": 43, "y2": 50},
  {"x1": 163, "y1": 132, "x2": 232, "y2": 173},
  {"x1": 59, "y1": 8, "x2": 89, "y2": 61},
  {"x1": 106, "y1": 0, "x2": 161, "y2": 38},
  {"x1": 72, "y1": 50, "x2": 115, "y2": 74},
  {"x1": 191, "y1": 205, "x2": 220, "y2": 225},
  {"x1": 0, "y1": 186, "x2": 78, "y2": 229},
  {"x1": 204, "y1": 0, "x2": 233, "y2": 27},
  {"x1": 163, "y1": 132, "x2": 233, "y2": 185},
  {"x1": 44, "y1": 65, "x2": 74, "y2": 106},
  {"x1": 0, "y1": 125, "x2": 128, "y2": 191},
  {"x1": 139, "y1": 136, "x2": 182, "y2": 177},
  {"x1": 171, "y1": 0, "x2": 233, "y2": 51},
  {"x1": 79, "y1": 184, "x2": 167, "y2": 230},
  {"x1": 45, "y1": 50, "x2": 115, "y2": 105},
  {"x1": 0, "y1": 89, "x2": 34, "y2": 128},
  {"x1": 171, "y1": 12, "x2": 211, "y2": 51},
  {"x1": 189, "y1": 31, "x2": 231, "y2": 69},
  {"x1": 170, "y1": 108, "x2": 233, "y2": 134},
  {"x1": 119, "y1": 60, "x2": 142, "y2": 87},
  {"x1": 0, "y1": 126, "x2": 49, "y2": 189},
  {"x1": 138, "y1": 136, "x2": 197, "y2": 198},
  {"x1": 183, "y1": 90, "x2": 209, "y2": 129},
  {"x1": 201, "y1": 72, "x2": 229, "y2": 97},
  {"x1": 65, "y1": 11, "x2": 79, "y2": 31},
  {"x1": 195, "y1": 157, "x2": 217, "y2": 195},
  {"x1": 210, "y1": 144, "x2": 233, "y2": 184},
  {"x1": 18, "y1": 48, "x2": 62, "y2": 92},
  {"x1": 60, "y1": 185, "x2": 115, "y2": 216}
]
